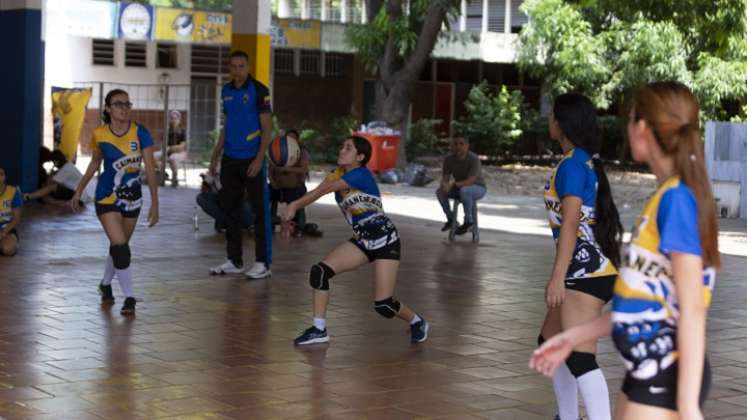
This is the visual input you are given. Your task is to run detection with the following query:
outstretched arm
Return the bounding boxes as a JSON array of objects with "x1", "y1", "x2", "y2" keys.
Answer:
[{"x1": 282, "y1": 177, "x2": 348, "y2": 222}]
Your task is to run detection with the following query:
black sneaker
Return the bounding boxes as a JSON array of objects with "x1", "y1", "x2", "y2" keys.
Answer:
[
  {"x1": 410, "y1": 317, "x2": 429, "y2": 343},
  {"x1": 99, "y1": 283, "x2": 114, "y2": 304},
  {"x1": 294, "y1": 326, "x2": 329, "y2": 345},
  {"x1": 455, "y1": 222, "x2": 474, "y2": 235},
  {"x1": 440, "y1": 220, "x2": 453, "y2": 232},
  {"x1": 120, "y1": 297, "x2": 136, "y2": 315}
]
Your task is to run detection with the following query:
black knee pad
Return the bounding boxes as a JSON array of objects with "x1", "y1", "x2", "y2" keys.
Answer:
[
  {"x1": 566, "y1": 351, "x2": 599, "y2": 377},
  {"x1": 309, "y1": 262, "x2": 335, "y2": 291},
  {"x1": 110, "y1": 244, "x2": 131, "y2": 270},
  {"x1": 374, "y1": 297, "x2": 401, "y2": 319},
  {"x1": 537, "y1": 334, "x2": 545, "y2": 346}
]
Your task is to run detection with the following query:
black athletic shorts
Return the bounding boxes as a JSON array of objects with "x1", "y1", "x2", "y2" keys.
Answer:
[
  {"x1": 564, "y1": 274, "x2": 616, "y2": 303},
  {"x1": 349, "y1": 238, "x2": 401, "y2": 262},
  {"x1": 622, "y1": 357, "x2": 711, "y2": 410},
  {"x1": 95, "y1": 203, "x2": 141, "y2": 219}
]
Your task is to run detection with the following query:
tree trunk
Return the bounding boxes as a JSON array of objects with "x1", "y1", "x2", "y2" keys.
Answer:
[{"x1": 370, "y1": 0, "x2": 452, "y2": 167}]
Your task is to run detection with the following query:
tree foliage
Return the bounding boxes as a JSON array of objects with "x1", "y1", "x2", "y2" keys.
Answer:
[
  {"x1": 453, "y1": 83, "x2": 524, "y2": 158},
  {"x1": 519, "y1": 0, "x2": 747, "y2": 121}
]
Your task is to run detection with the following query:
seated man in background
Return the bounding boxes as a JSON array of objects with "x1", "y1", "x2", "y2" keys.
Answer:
[
  {"x1": 196, "y1": 171, "x2": 253, "y2": 233},
  {"x1": 436, "y1": 137, "x2": 487, "y2": 235},
  {"x1": 154, "y1": 110, "x2": 188, "y2": 187},
  {"x1": 268, "y1": 129, "x2": 322, "y2": 237}
]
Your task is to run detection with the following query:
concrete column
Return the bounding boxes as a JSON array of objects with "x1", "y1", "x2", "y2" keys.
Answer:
[
  {"x1": 320, "y1": 0, "x2": 327, "y2": 21},
  {"x1": 0, "y1": 0, "x2": 43, "y2": 192},
  {"x1": 361, "y1": 0, "x2": 367, "y2": 23},
  {"x1": 340, "y1": 0, "x2": 348, "y2": 23},
  {"x1": 481, "y1": 0, "x2": 488, "y2": 33},
  {"x1": 504, "y1": 0, "x2": 511, "y2": 34},
  {"x1": 301, "y1": 0, "x2": 310, "y2": 19},
  {"x1": 232, "y1": 0, "x2": 272, "y2": 86},
  {"x1": 459, "y1": 0, "x2": 466, "y2": 32},
  {"x1": 278, "y1": 0, "x2": 292, "y2": 18}
]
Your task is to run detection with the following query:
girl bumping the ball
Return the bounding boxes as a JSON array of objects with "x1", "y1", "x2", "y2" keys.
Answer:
[
  {"x1": 283, "y1": 136, "x2": 428, "y2": 345},
  {"x1": 531, "y1": 82, "x2": 719, "y2": 420},
  {"x1": 538, "y1": 93, "x2": 624, "y2": 420},
  {"x1": 71, "y1": 89, "x2": 159, "y2": 316}
]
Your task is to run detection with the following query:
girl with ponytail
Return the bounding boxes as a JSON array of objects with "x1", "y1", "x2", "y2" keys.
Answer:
[
  {"x1": 531, "y1": 82, "x2": 718, "y2": 420},
  {"x1": 537, "y1": 93, "x2": 623, "y2": 420}
]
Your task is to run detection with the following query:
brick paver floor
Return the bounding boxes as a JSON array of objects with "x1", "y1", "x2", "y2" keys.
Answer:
[{"x1": 1, "y1": 187, "x2": 746, "y2": 419}]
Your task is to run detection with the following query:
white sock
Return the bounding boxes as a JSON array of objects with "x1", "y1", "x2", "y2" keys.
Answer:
[
  {"x1": 577, "y1": 369, "x2": 611, "y2": 420},
  {"x1": 410, "y1": 314, "x2": 422, "y2": 325},
  {"x1": 313, "y1": 318, "x2": 326, "y2": 331},
  {"x1": 553, "y1": 362, "x2": 580, "y2": 420},
  {"x1": 102, "y1": 256, "x2": 114, "y2": 286},
  {"x1": 115, "y1": 267, "x2": 135, "y2": 298}
]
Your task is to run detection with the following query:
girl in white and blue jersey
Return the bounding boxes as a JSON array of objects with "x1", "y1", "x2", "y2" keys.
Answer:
[
  {"x1": 531, "y1": 82, "x2": 720, "y2": 420},
  {"x1": 539, "y1": 93, "x2": 624, "y2": 420},
  {"x1": 283, "y1": 136, "x2": 428, "y2": 346}
]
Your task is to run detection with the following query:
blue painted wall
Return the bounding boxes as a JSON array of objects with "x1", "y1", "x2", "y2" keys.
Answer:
[{"x1": 0, "y1": 8, "x2": 43, "y2": 193}]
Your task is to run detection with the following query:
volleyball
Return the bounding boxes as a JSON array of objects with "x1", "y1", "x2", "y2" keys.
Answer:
[{"x1": 268, "y1": 135, "x2": 301, "y2": 167}]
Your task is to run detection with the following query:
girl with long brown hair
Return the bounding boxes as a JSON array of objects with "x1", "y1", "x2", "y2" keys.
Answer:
[{"x1": 530, "y1": 81, "x2": 719, "y2": 420}]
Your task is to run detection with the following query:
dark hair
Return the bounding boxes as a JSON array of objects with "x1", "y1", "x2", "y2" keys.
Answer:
[
  {"x1": 553, "y1": 92, "x2": 623, "y2": 268},
  {"x1": 102, "y1": 89, "x2": 129, "y2": 124},
  {"x1": 286, "y1": 129, "x2": 300, "y2": 139},
  {"x1": 39, "y1": 146, "x2": 53, "y2": 163},
  {"x1": 229, "y1": 50, "x2": 249, "y2": 61},
  {"x1": 632, "y1": 81, "x2": 720, "y2": 268},
  {"x1": 49, "y1": 150, "x2": 68, "y2": 168},
  {"x1": 348, "y1": 136, "x2": 372, "y2": 167}
]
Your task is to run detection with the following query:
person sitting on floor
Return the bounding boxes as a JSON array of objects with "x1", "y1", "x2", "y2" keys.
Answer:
[
  {"x1": 0, "y1": 167, "x2": 23, "y2": 256},
  {"x1": 269, "y1": 129, "x2": 322, "y2": 237},
  {"x1": 24, "y1": 147, "x2": 78, "y2": 206},
  {"x1": 195, "y1": 171, "x2": 254, "y2": 233}
]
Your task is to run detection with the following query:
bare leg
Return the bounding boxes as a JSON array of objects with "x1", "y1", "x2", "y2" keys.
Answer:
[
  {"x1": 372, "y1": 259, "x2": 416, "y2": 323},
  {"x1": 313, "y1": 241, "x2": 368, "y2": 319}
]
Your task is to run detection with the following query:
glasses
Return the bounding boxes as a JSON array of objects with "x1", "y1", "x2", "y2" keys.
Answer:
[{"x1": 110, "y1": 101, "x2": 133, "y2": 109}]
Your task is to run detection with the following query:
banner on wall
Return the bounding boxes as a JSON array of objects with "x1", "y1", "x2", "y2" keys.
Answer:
[
  {"x1": 193, "y1": 11, "x2": 232, "y2": 43},
  {"x1": 155, "y1": 7, "x2": 195, "y2": 42},
  {"x1": 118, "y1": 2, "x2": 155, "y2": 40},
  {"x1": 154, "y1": 8, "x2": 231, "y2": 44},
  {"x1": 270, "y1": 19, "x2": 321, "y2": 49},
  {"x1": 45, "y1": 0, "x2": 117, "y2": 39},
  {"x1": 51, "y1": 87, "x2": 93, "y2": 163}
]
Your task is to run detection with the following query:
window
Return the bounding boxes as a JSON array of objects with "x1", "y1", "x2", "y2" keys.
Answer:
[
  {"x1": 300, "y1": 50, "x2": 320, "y2": 75},
  {"x1": 324, "y1": 53, "x2": 344, "y2": 77},
  {"x1": 274, "y1": 49, "x2": 294, "y2": 75},
  {"x1": 191, "y1": 45, "x2": 230, "y2": 74},
  {"x1": 125, "y1": 42, "x2": 147, "y2": 67},
  {"x1": 157, "y1": 43, "x2": 178, "y2": 69},
  {"x1": 92, "y1": 39, "x2": 115, "y2": 66}
]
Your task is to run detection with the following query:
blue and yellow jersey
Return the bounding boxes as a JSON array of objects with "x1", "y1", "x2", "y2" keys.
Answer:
[
  {"x1": 0, "y1": 185, "x2": 23, "y2": 230},
  {"x1": 544, "y1": 148, "x2": 617, "y2": 279},
  {"x1": 611, "y1": 176, "x2": 715, "y2": 380},
  {"x1": 91, "y1": 123, "x2": 154, "y2": 211},
  {"x1": 222, "y1": 78, "x2": 272, "y2": 160},
  {"x1": 327, "y1": 166, "x2": 398, "y2": 250}
]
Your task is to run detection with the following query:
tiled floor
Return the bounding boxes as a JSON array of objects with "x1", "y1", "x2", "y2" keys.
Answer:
[{"x1": 1, "y1": 187, "x2": 746, "y2": 419}]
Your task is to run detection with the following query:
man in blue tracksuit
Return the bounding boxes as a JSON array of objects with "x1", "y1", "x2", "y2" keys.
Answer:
[{"x1": 208, "y1": 50, "x2": 273, "y2": 279}]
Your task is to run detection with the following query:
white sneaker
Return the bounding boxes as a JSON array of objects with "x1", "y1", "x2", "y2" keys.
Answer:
[
  {"x1": 245, "y1": 262, "x2": 271, "y2": 279},
  {"x1": 209, "y1": 259, "x2": 243, "y2": 275}
]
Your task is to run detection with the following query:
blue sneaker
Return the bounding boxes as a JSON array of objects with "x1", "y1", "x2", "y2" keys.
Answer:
[
  {"x1": 410, "y1": 317, "x2": 429, "y2": 343},
  {"x1": 294, "y1": 326, "x2": 329, "y2": 345}
]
